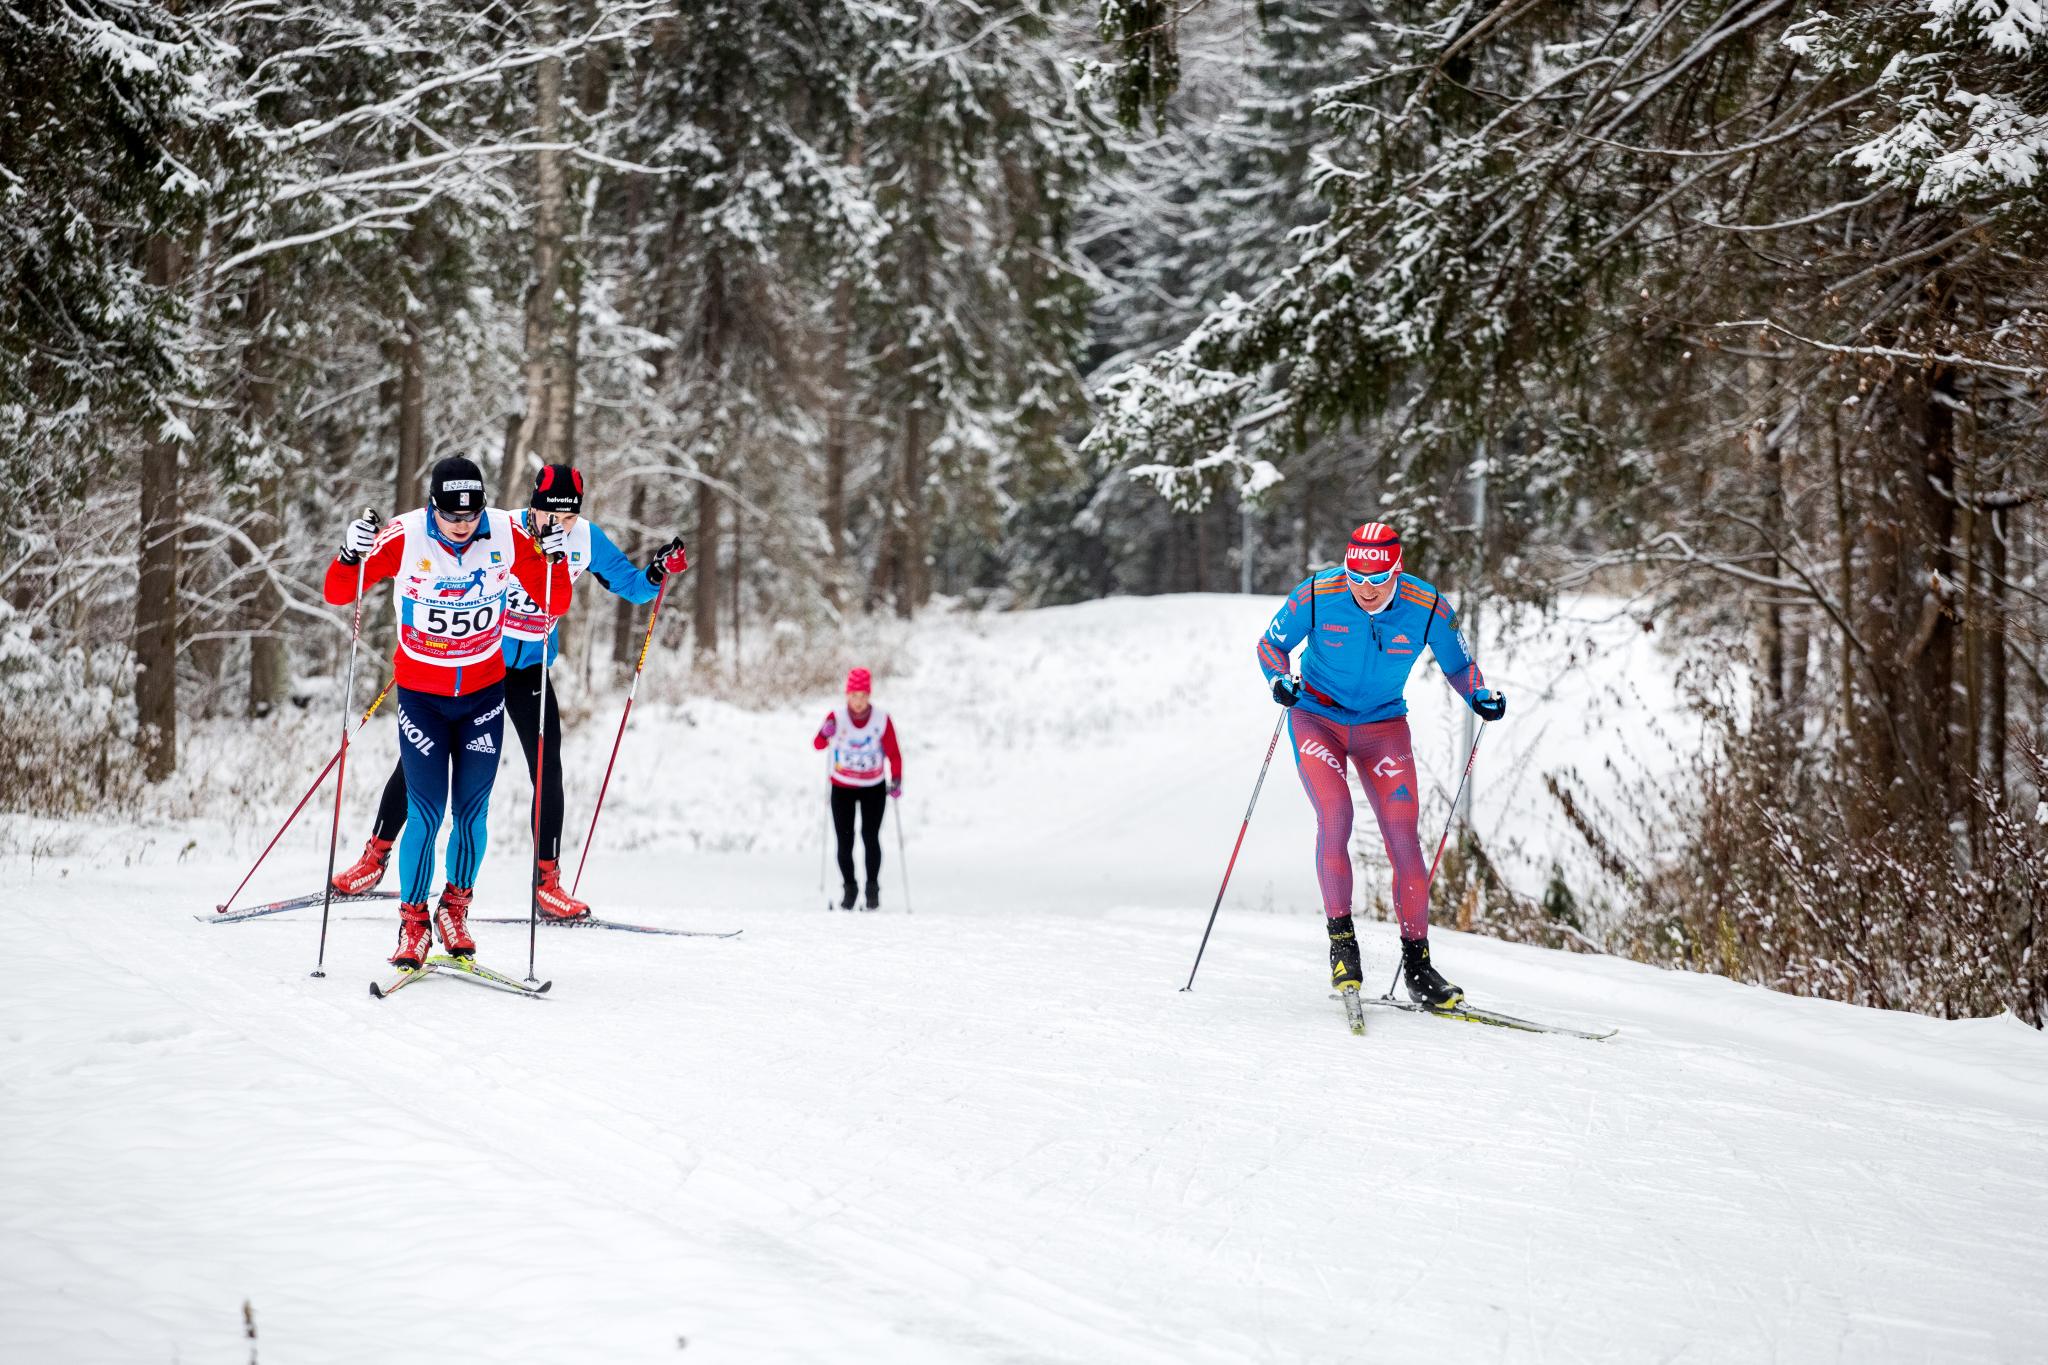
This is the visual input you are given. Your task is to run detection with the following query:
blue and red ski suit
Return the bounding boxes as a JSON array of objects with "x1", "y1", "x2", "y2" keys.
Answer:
[{"x1": 1256, "y1": 570, "x2": 1490, "y2": 938}]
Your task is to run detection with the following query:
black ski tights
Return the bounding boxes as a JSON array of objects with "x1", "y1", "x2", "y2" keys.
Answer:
[
  {"x1": 370, "y1": 664, "x2": 565, "y2": 860},
  {"x1": 830, "y1": 783, "x2": 887, "y2": 892}
]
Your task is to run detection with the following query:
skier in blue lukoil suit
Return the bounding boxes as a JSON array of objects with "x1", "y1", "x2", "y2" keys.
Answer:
[{"x1": 1256, "y1": 521, "x2": 1507, "y2": 1009}]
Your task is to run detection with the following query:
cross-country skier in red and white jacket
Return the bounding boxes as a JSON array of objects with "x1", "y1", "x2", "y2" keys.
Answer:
[{"x1": 813, "y1": 667, "x2": 903, "y2": 910}]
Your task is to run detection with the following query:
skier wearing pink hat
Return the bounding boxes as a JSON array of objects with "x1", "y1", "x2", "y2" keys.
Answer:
[{"x1": 814, "y1": 667, "x2": 904, "y2": 910}]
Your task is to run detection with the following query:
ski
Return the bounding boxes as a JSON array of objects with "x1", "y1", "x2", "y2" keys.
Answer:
[
  {"x1": 369, "y1": 964, "x2": 434, "y2": 999},
  {"x1": 371, "y1": 956, "x2": 551, "y2": 999},
  {"x1": 1339, "y1": 983, "x2": 1366, "y2": 1036},
  {"x1": 1357, "y1": 993, "x2": 1616, "y2": 1040},
  {"x1": 426, "y1": 954, "x2": 552, "y2": 996},
  {"x1": 473, "y1": 915, "x2": 742, "y2": 939},
  {"x1": 206, "y1": 890, "x2": 397, "y2": 924}
]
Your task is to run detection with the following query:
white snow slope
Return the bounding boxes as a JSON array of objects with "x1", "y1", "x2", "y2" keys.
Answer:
[{"x1": 3, "y1": 594, "x2": 2045, "y2": 1364}]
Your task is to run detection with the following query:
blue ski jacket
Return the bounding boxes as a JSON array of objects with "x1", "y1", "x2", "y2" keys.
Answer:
[
  {"x1": 1255, "y1": 570, "x2": 1488, "y2": 724},
  {"x1": 501, "y1": 516, "x2": 660, "y2": 670}
]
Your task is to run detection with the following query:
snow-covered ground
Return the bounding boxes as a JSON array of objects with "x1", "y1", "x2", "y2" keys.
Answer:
[{"x1": 4, "y1": 594, "x2": 2044, "y2": 1363}]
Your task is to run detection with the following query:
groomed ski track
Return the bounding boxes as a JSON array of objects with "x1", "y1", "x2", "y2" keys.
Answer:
[{"x1": 3, "y1": 595, "x2": 2045, "y2": 1363}]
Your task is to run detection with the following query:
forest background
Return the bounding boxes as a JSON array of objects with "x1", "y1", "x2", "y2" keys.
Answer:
[{"x1": 4, "y1": 0, "x2": 2043, "y2": 1023}]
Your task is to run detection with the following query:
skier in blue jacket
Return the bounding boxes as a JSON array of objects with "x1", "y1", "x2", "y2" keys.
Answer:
[
  {"x1": 333, "y1": 463, "x2": 689, "y2": 918},
  {"x1": 1256, "y1": 521, "x2": 1506, "y2": 1008}
]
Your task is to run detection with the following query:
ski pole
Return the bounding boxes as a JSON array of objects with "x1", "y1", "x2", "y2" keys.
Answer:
[
  {"x1": 1181, "y1": 706, "x2": 1289, "y2": 991},
  {"x1": 528, "y1": 520, "x2": 561, "y2": 984},
  {"x1": 892, "y1": 790, "x2": 912, "y2": 915},
  {"x1": 214, "y1": 680, "x2": 391, "y2": 915},
  {"x1": 313, "y1": 508, "x2": 378, "y2": 978},
  {"x1": 1384, "y1": 718, "x2": 1488, "y2": 999},
  {"x1": 569, "y1": 576, "x2": 667, "y2": 897}
]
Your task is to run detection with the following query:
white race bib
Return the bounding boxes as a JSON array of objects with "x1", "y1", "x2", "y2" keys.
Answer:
[{"x1": 388, "y1": 508, "x2": 519, "y2": 667}]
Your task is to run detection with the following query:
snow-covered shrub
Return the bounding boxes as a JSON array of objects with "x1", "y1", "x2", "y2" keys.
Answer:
[
  {"x1": 1554, "y1": 677, "x2": 2047, "y2": 1027},
  {"x1": 0, "y1": 602, "x2": 147, "y2": 816}
]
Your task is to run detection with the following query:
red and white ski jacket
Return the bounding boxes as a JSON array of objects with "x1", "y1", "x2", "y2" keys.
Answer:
[
  {"x1": 323, "y1": 509, "x2": 573, "y2": 698},
  {"x1": 814, "y1": 704, "x2": 902, "y2": 788}
]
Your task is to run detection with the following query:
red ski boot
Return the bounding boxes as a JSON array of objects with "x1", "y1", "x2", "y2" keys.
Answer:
[
  {"x1": 391, "y1": 903, "x2": 431, "y2": 969},
  {"x1": 333, "y1": 836, "x2": 394, "y2": 894},
  {"x1": 534, "y1": 859, "x2": 591, "y2": 920},
  {"x1": 433, "y1": 884, "x2": 476, "y2": 957}
]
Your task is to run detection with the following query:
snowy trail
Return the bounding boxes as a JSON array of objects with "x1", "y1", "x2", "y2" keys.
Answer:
[{"x1": 5, "y1": 596, "x2": 2047, "y2": 1362}]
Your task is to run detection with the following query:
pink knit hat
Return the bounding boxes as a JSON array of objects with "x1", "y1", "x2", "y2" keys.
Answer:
[{"x1": 846, "y1": 667, "x2": 872, "y2": 693}]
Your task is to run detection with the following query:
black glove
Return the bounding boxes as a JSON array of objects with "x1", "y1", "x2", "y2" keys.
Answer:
[
  {"x1": 1472, "y1": 688, "x2": 1507, "y2": 722},
  {"x1": 1271, "y1": 675, "x2": 1302, "y2": 708},
  {"x1": 645, "y1": 535, "x2": 688, "y2": 585}
]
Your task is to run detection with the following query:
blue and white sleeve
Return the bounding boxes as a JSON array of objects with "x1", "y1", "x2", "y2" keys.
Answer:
[
  {"x1": 586, "y1": 522, "x2": 661, "y2": 606},
  {"x1": 1256, "y1": 577, "x2": 1314, "y2": 683}
]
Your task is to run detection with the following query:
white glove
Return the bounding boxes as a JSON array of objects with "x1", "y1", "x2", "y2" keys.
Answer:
[
  {"x1": 535, "y1": 518, "x2": 571, "y2": 560},
  {"x1": 340, "y1": 514, "x2": 379, "y2": 562}
]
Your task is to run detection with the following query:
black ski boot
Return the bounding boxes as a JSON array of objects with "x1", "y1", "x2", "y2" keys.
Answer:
[
  {"x1": 839, "y1": 881, "x2": 858, "y2": 911},
  {"x1": 1401, "y1": 935, "x2": 1463, "y2": 1010},
  {"x1": 1327, "y1": 914, "x2": 1363, "y2": 991},
  {"x1": 863, "y1": 882, "x2": 880, "y2": 911}
]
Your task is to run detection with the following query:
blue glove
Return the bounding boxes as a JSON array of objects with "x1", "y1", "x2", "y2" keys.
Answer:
[
  {"x1": 1271, "y1": 676, "x2": 1301, "y2": 708},
  {"x1": 1472, "y1": 688, "x2": 1506, "y2": 721}
]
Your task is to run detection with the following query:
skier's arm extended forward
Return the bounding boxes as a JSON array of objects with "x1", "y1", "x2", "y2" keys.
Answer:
[
  {"x1": 585, "y1": 522, "x2": 661, "y2": 605},
  {"x1": 1429, "y1": 601, "x2": 1505, "y2": 720},
  {"x1": 323, "y1": 519, "x2": 404, "y2": 603}
]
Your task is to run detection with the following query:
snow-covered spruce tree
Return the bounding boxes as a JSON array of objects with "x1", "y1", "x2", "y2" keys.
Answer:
[
  {"x1": 1042, "y1": 0, "x2": 1411, "y2": 600},
  {"x1": 0, "y1": 1, "x2": 255, "y2": 783},
  {"x1": 1086, "y1": 0, "x2": 1664, "y2": 597},
  {"x1": 0, "y1": 1, "x2": 248, "y2": 494},
  {"x1": 856, "y1": 1, "x2": 1097, "y2": 615},
  {"x1": 607, "y1": 2, "x2": 873, "y2": 655}
]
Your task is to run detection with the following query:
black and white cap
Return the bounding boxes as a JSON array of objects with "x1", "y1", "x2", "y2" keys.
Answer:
[{"x1": 429, "y1": 456, "x2": 487, "y2": 515}]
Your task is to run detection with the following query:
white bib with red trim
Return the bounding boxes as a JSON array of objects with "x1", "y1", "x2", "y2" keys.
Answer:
[
  {"x1": 825, "y1": 704, "x2": 890, "y2": 787},
  {"x1": 502, "y1": 514, "x2": 592, "y2": 641},
  {"x1": 387, "y1": 508, "x2": 517, "y2": 668}
]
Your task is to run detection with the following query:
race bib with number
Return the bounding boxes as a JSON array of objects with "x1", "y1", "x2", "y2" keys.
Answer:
[{"x1": 388, "y1": 508, "x2": 518, "y2": 668}]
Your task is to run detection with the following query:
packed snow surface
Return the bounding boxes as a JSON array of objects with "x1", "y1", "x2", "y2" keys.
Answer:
[{"x1": 3, "y1": 594, "x2": 2044, "y2": 1363}]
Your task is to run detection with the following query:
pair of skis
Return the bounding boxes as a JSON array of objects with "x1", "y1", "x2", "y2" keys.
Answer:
[
  {"x1": 203, "y1": 889, "x2": 739, "y2": 938},
  {"x1": 371, "y1": 954, "x2": 551, "y2": 1000},
  {"x1": 1335, "y1": 985, "x2": 1616, "y2": 1041}
]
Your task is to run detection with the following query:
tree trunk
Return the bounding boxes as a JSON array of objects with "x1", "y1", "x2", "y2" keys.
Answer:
[
  {"x1": 824, "y1": 276, "x2": 852, "y2": 583},
  {"x1": 1756, "y1": 418, "x2": 1786, "y2": 710},
  {"x1": 246, "y1": 473, "x2": 286, "y2": 718},
  {"x1": 1904, "y1": 358, "x2": 1961, "y2": 796},
  {"x1": 613, "y1": 480, "x2": 648, "y2": 670},
  {"x1": 240, "y1": 274, "x2": 287, "y2": 718},
  {"x1": 395, "y1": 219, "x2": 429, "y2": 509},
  {"x1": 897, "y1": 400, "x2": 924, "y2": 618},
  {"x1": 1987, "y1": 507, "x2": 2008, "y2": 797},
  {"x1": 136, "y1": 236, "x2": 183, "y2": 781},
  {"x1": 693, "y1": 479, "x2": 721, "y2": 654},
  {"x1": 512, "y1": 2, "x2": 572, "y2": 492}
]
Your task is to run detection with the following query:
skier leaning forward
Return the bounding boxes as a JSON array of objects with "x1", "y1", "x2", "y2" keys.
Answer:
[
  {"x1": 324, "y1": 456, "x2": 574, "y2": 967},
  {"x1": 1256, "y1": 521, "x2": 1507, "y2": 1008},
  {"x1": 330, "y1": 462, "x2": 689, "y2": 920}
]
